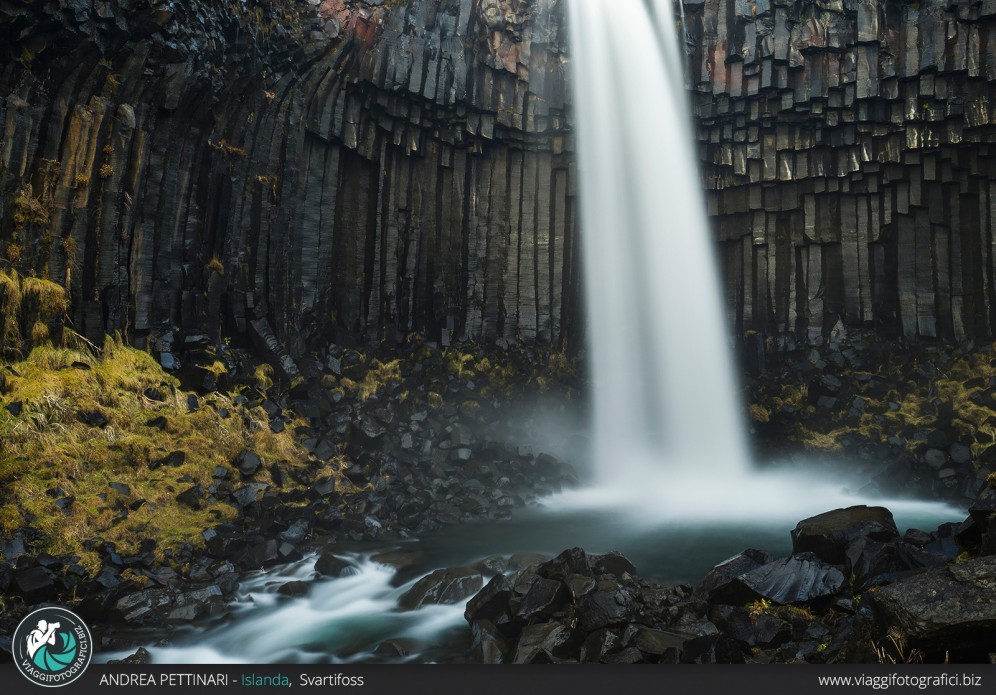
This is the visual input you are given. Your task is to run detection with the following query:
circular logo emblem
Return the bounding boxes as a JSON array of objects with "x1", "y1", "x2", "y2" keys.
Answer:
[{"x1": 12, "y1": 607, "x2": 92, "y2": 687}]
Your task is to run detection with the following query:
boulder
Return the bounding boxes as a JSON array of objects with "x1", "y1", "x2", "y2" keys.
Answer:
[
  {"x1": 150, "y1": 450, "x2": 185, "y2": 469},
  {"x1": 471, "y1": 619, "x2": 509, "y2": 664},
  {"x1": 13, "y1": 566, "x2": 56, "y2": 601},
  {"x1": 511, "y1": 622, "x2": 574, "y2": 664},
  {"x1": 464, "y1": 574, "x2": 513, "y2": 622},
  {"x1": 874, "y1": 555, "x2": 996, "y2": 650},
  {"x1": 709, "y1": 605, "x2": 792, "y2": 648},
  {"x1": 314, "y1": 553, "x2": 355, "y2": 577},
  {"x1": 698, "y1": 548, "x2": 772, "y2": 601},
  {"x1": 175, "y1": 484, "x2": 203, "y2": 509},
  {"x1": 235, "y1": 450, "x2": 262, "y2": 476},
  {"x1": 107, "y1": 647, "x2": 151, "y2": 665},
  {"x1": 791, "y1": 506, "x2": 899, "y2": 564},
  {"x1": 536, "y1": 547, "x2": 592, "y2": 581},
  {"x1": 717, "y1": 554, "x2": 846, "y2": 605},
  {"x1": 398, "y1": 567, "x2": 482, "y2": 610},
  {"x1": 515, "y1": 577, "x2": 566, "y2": 620},
  {"x1": 592, "y1": 551, "x2": 637, "y2": 577},
  {"x1": 575, "y1": 588, "x2": 636, "y2": 632}
]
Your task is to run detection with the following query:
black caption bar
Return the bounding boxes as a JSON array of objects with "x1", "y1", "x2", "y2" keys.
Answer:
[{"x1": 1, "y1": 664, "x2": 992, "y2": 695}]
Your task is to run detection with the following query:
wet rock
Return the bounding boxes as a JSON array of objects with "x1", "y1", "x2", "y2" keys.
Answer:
[
  {"x1": 537, "y1": 547, "x2": 592, "y2": 581},
  {"x1": 580, "y1": 628, "x2": 620, "y2": 663},
  {"x1": 592, "y1": 552, "x2": 637, "y2": 577},
  {"x1": 472, "y1": 619, "x2": 509, "y2": 664},
  {"x1": 107, "y1": 647, "x2": 151, "y2": 665},
  {"x1": 5, "y1": 401, "x2": 22, "y2": 416},
  {"x1": 515, "y1": 577, "x2": 566, "y2": 620},
  {"x1": 465, "y1": 574, "x2": 514, "y2": 623},
  {"x1": 0, "y1": 536, "x2": 26, "y2": 562},
  {"x1": 114, "y1": 588, "x2": 173, "y2": 622},
  {"x1": 699, "y1": 548, "x2": 772, "y2": 601},
  {"x1": 373, "y1": 639, "x2": 415, "y2": 658},
  {"x1": 791, "y1": 506, "x2": 899, "y2": 565},
  {"x1": 845, "y1": 538, "x2": 939, "y2": 589},
  {"x1": 314, "y1": 554, "x2": 354, "y2": 577},
  {"x1": 722, "y1": 554, "x2": 846, "y2": 605},
  {"x1": 874, "y1": 556, "x2": 996, "y2": 650},
  {"x1": 512, "y1": 622, "x2": 574, "y2": 664},
  {"x1": 399, "y1": 567, "x2": 483, "y2": 610},
  {"x1": 634, "y1": 628, "x2": 688, "y2": 657},
  {"x1": 575, "y1": 589, "x2": 635, "y2": 632},
  {"x1": 277, "y1": 580, "x2": 311, "y2": 597},
  {"x1": 564, "y1": 573, "x2": 596, "y2": 600},
  {"x1": 710, "y1": 605, "x2": 792, "y2": 648},
  {"x1": 680, "y1": 634, "x2": 746, "y2": 664}
]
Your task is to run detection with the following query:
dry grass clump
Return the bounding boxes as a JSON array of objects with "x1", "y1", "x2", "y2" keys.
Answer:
[{"x1": 0, "y1": 269, "x2": 67, "y2": 359}]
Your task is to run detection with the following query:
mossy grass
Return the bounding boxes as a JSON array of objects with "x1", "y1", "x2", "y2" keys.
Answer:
[
  {"x1": 0, "y1": 269, "x2": 67, "y2": 359},
  {"x1": 339, "y1": 358, "x2": 402, "y2": 402},
  {"x1": 0, "y1": 337, "x2": 320, "y2": 575},
  {"x1": 767, "y1": 342, "x2": 996, "y2": 460}
]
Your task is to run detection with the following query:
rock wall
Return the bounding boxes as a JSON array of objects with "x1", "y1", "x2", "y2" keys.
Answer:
[
  {"x1": 687, "y1": 0, "x2": 996, "y2": 345},
  {"x1": 0, "y1": 0, "x2": 579, "y2": 366},
  {"x1": 5, "y1": 0, "x2": 996, "y2": 361}
]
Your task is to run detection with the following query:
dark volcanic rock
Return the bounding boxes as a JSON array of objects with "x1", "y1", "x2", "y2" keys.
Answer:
[
  {"x1": 511, "y1": 623, "x2": 575, "y2": 664},
  {"x1": 717, "y1": 554, "x2": 846, "y2": 605},
  {"x1": 874, "y1": 556, "x2": 996, "y2": 649},
  {"x1": 107, "y1": 648, "x2": 152, "y2": 665},
  {"x1": 314, "y1": 554, "x2": 355, "y2": 578},
  {"x1": 515, "y1": 577, "x2": 567, "y2": 621},
  {"x1": 575, "y1": 589, "x2": 636, "y2": 632},
  {"x1": 698, "y1": 548, "x2": 772, "y2": 601},
  {"x1": 791, "y1": 506, "x2": 900, "y2": 565},
  {"x1": 398, "y1": 567, "x2": 483, "y2": 610},
  {"x1": 465, "y1": 574, "x2": 514, "y2": 623},
  {"x1": 472, "y1": 619, "x2": 510, "y2": 664},
  {"x1": 536, "y1": 548, "x2": 592, "y2": 581},
  {"x1": 235, "y1": 450, "x2": 263, "y2": 477},
  {"x1": 13, "y1": 566, "x2": 56, "y2": 601},
  {"x1": 150, "y1": 451, "x2": 186, "y2": 470},
  {"x1": 0, "y1": 0, "x2": 576, "y2": 353},
  {"x1": 710, "y1": 605, "x2": 792, "y2": 649}
]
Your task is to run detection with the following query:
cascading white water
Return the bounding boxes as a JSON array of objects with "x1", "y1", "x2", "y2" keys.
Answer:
[
  {"x1": 567, "y1": 0, "x2": 749, "y2": 485},
  {"x1": 559, "y1": 1, "x2": 961, "y2": 525}
]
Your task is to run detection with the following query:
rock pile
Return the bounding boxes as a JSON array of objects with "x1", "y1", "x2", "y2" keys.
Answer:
[{"x1": 463, "y1": 503, "x2": 996, "y2": 664}]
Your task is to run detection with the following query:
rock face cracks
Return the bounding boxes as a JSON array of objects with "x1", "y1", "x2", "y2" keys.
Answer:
[
  {"x1": 0, "y1": 0, "x2": 578, "y2": 359},
  {"x1": 2, "y1": 0, "x2": 996, "y2": 356},
  {"x1": 687, "y1": 0, "x2": 996, "y2": 345}
]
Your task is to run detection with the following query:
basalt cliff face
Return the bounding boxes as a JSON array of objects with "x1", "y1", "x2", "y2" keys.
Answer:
[
  {"x1": 689, "y1": 0, "x2": 996, "y2": 345},
  {"x1": 0, "y1": 0, "x2": 577, "y2": 369},
  {"x1": 2, "y1": 0, "x2": 996, "y2": 363}
]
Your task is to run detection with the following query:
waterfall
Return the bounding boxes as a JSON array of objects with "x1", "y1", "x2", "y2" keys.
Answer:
[{"x1": 567, "y1": 0, "x2": 750, "y2": 486}]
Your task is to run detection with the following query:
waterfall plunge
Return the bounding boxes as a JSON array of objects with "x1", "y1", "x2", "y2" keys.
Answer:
[
  {"x1": 568, "y1": 0, "x2": 749, "y2": 485},
  {"x1": 561, "y1": 0, "x2": 960, "y2": 523}
]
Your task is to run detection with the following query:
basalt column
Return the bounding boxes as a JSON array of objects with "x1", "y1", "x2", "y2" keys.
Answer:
[
  {"x1": 0, "y1": 0, "x2": 580, "y2": 366},
  {"x1": 687, "y1": 0, "x2": 996, "y2": 346}
]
